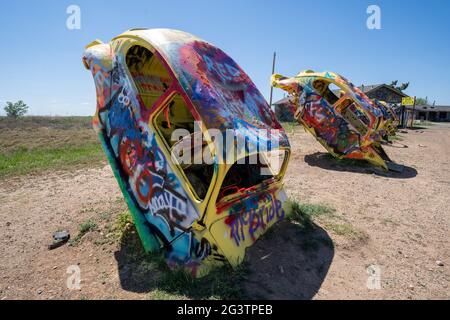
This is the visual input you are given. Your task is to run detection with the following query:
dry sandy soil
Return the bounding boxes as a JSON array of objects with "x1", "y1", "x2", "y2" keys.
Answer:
[{"x1": 0, "y1": 123, "x2": 449, "y2": 300}]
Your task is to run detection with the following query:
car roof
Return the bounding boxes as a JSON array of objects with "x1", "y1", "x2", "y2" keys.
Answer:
[
  {"x1": 294, "y1": 70, "x2": 382, "y2": 118},
  {"x1": 113, "y1": 28, "x2": 289, "y2": 149}
]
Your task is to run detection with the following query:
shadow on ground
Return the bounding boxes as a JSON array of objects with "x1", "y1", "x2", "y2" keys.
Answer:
[
  {"x1": 114, "y1": 225, "x2": 247, "y2": 299},
  {"x1": 304, "y1": 152, "x2": 418, "y2": 179},
  {"x1": 113, "y1": 227, "x2": 161, "y2": 294},
  {"x1": 114, "y1": 220, "x2": 334, "y2": 300},
  {"x1": 243, "y1": 220, "x2": 334, "y2": 299}
]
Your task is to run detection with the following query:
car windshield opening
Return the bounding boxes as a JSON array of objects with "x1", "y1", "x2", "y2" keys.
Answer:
[{"x1": 217, "y1": 150, "x2": 287, "y2": 202}]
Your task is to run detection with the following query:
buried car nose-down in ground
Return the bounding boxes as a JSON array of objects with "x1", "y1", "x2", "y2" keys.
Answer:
[
  {"x1": 271, "y1": 70, "x2": 403, "y2": 172},
  {"x1": 83, "y1": 28, "x2": 291, "y2": 277}
]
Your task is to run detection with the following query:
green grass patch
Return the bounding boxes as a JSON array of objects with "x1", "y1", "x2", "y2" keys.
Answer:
[
  {"x1": 387, "y1": 134, "x2": 403, "y2": 142},
  {"x1": 69, "y1": 219, "x2": 98, "y2": 246},
  {"x1": 79, "y1": 219, "x2": 97, "y2": 234},
  {"x1": 149, "y1": 261, "x2": 248, "y2": 300},
  {"x1": 321, "y1": 221, "x2": 369, "y2": 243},
  {"x1": 0, "y1": 116, "x2": 92, "y2": 130},
  {"x1": 0, "y1": 142, "x2": 104, "y2": 178},
  {"x1": 0, "y1": 116, "x2": 105, "y2": 179},
  {"x1": 285, "y1": 198, "x2": 335, "y2": 229},
  {"x1": 285, "y1": 198, "x2": 367, "y2": 243},
  {"x1": 114, "y1": 211, "x2": 134, "y2": 240}
]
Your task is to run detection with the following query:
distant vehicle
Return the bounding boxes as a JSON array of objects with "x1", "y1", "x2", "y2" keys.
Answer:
[
  {"x1": 271, "y1": 70, "x2": 402, "y2": 172},
  {"x1": 83, "y1": 29, "x2": 290, "y2": 276}
]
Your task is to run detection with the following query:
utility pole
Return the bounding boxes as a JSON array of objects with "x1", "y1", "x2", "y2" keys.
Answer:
[
  {"x1": 269, "y1": 52, "x2": 276, "y2": 109},
  {"x1": 401, "y1": 103, "x2": 407, "y2": 129},
  {"x1": 410, "y1": 96, "x2": 417, "y2": 128}
]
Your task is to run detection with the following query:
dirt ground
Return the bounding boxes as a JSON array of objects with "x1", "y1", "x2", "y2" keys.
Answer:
[{"x1": 0, "y1": 123, "x2": 449, "y2": 300}]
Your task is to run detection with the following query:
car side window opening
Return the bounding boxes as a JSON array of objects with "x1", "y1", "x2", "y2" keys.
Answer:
[
  {"x1": 154, "y1": 93, "x2": 214, "y2": 200},
  {"x1": 126, "y1": 45, "x2": 172, "y2": 109},
  {"x1": 313, "y1": 80, "x2": 339, "y2": 105},
  {"x1": 338, "y1": 99, "x2": 370, "y2": 135},
  {"x1": 313, "y1": 79, "x2": 371, "y2": 136}
]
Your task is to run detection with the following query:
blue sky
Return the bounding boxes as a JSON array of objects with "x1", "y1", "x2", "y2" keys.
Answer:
[{"x1": 0, "y1": 0, "x2": 449, "y2": 116}]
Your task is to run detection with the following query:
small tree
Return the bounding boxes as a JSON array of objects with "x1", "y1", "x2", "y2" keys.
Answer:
[
  {"x1": 4, "y1": 100, "x2": 29, "y2": 118},
  {"x1": 415, "y1": 97, "x2": 428, "y2": 106},
  {"x1": 389, "y1": 80, "x2": 409, "y2": 92}
]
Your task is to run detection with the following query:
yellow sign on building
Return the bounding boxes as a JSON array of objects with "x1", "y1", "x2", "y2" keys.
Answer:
[{"x1": 402, "y1": 96, "x2": 415, "y2": 106}]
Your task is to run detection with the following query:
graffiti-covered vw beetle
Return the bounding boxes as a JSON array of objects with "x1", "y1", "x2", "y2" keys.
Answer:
[
  {"x1": 83, "y1": 29, "x2": 290, "y2": 276},
  {"x1": 375, "y1": 100, "x2": 400, "y2": 139},
  {"x1": 271, "y1": 70, "x2": 402, "y2": 172}
]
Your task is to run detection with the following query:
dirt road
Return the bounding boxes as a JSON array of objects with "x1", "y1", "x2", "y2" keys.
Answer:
[{"x1": 1, "y1": 123, "x2": 449, "y2": 299}]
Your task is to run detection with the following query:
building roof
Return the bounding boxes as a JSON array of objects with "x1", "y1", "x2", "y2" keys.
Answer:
[
  {"x1": 359, "y1": 84, "x2": 408, "y2": 98},
  {"x1": 409, "y1": 104, "x2": 450, "y2": 112},
  {"x1": 359, "y1": 84, "x2": 383, "y2": 93},
  {"x1": 272, "y1": 97, "x2": 291, "y2": 106}
]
